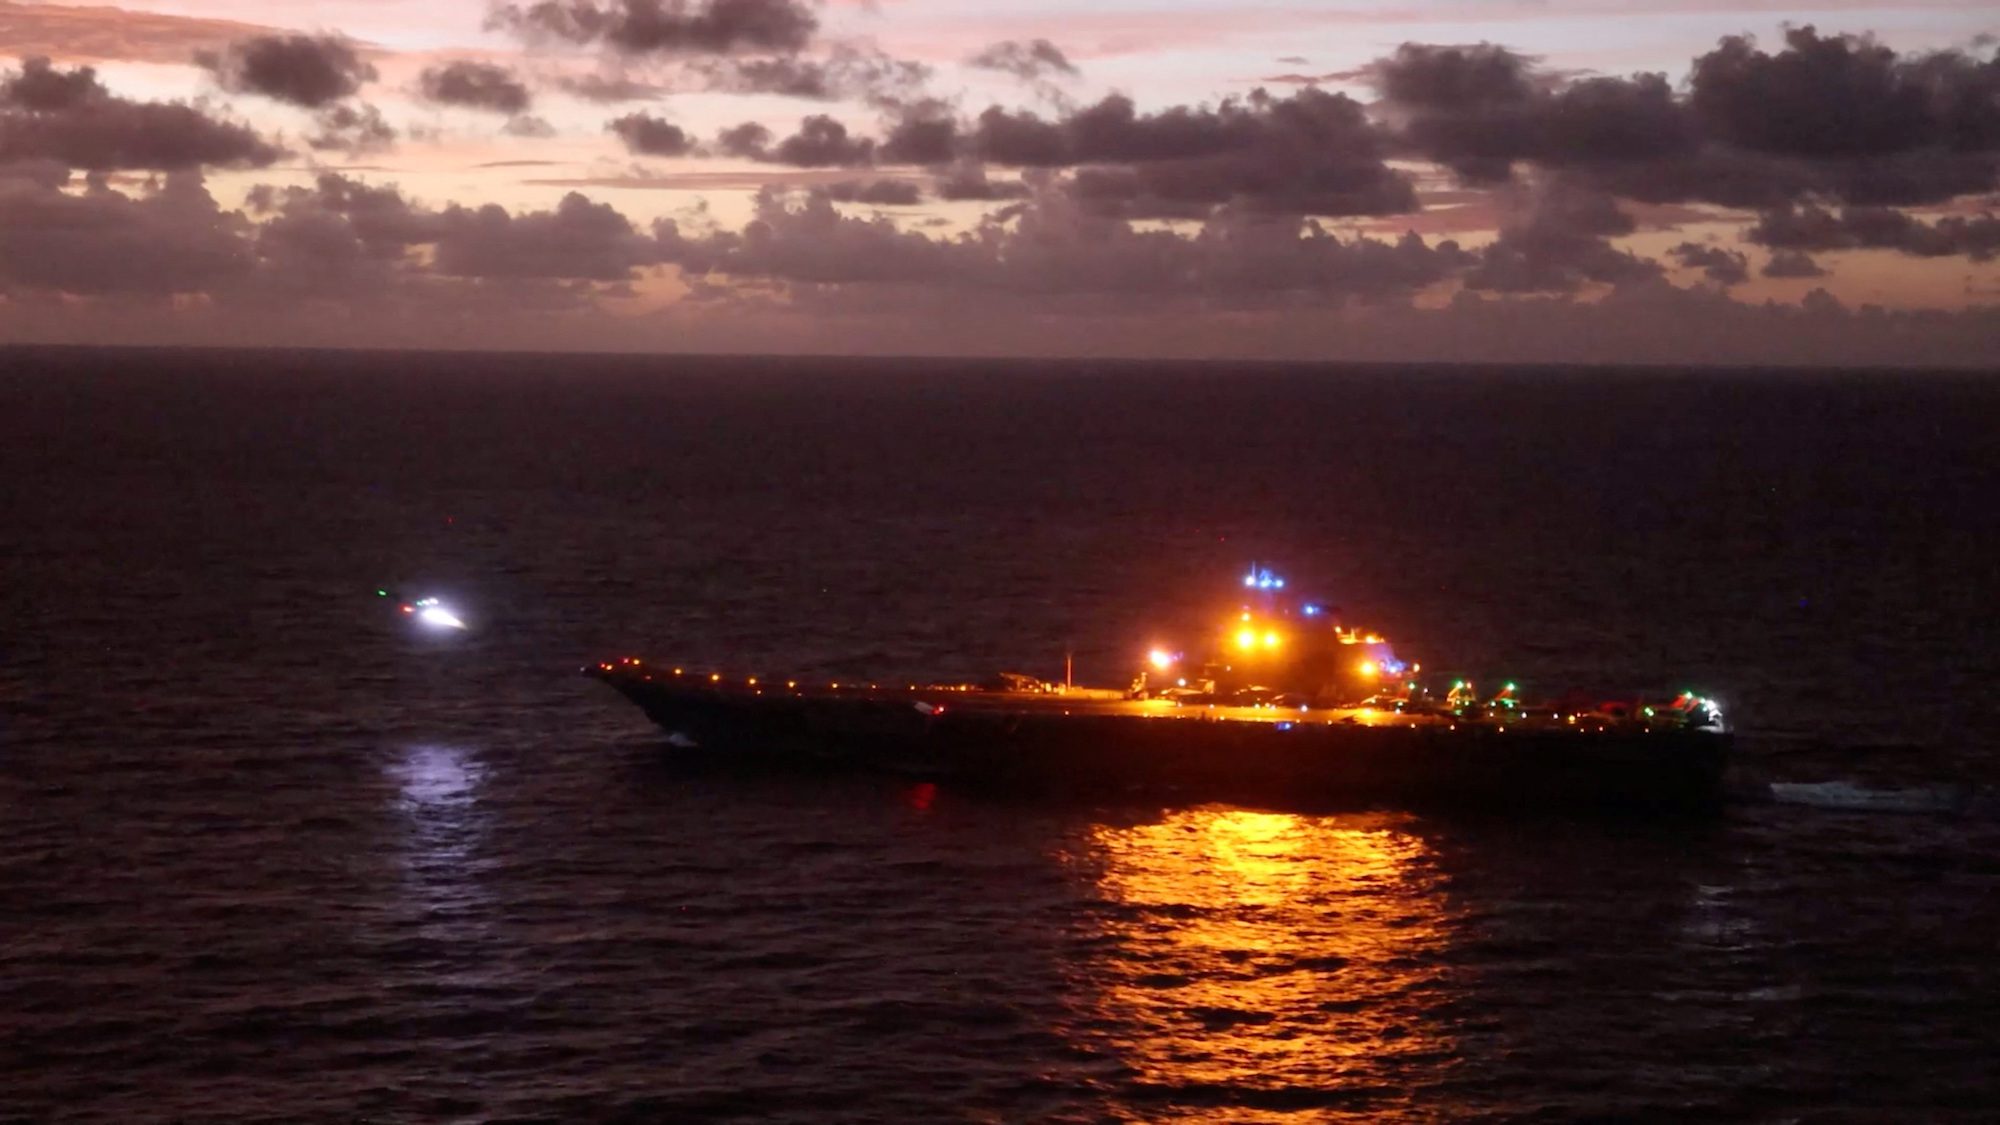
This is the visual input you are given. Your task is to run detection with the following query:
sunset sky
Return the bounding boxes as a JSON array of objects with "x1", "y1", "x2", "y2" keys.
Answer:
[{"x1": 1, "y1": 0, "x2": 1995, "y2": 363}]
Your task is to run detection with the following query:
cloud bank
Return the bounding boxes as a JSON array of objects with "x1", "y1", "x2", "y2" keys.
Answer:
[
  {"x1": 0, "y1": 17, "x2": 1995, "y2": 365},
  {"x1": 488, "y1": 0, "x2": 820, "y2": 56},
  {"x1": 1, "y1": 56, "x2": 280, "y2": 169}
]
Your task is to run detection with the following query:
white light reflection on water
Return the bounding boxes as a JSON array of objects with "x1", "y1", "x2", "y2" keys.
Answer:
[
  {"x1": 392, "y1": 744, "x2": 483, "y2": 812},
  {"x1": 384, "y1": 744, "x2": 496, "y2": 943},
  {"x1": 1067, "y1": 809, "x2": 1458, "y2": 1120}
]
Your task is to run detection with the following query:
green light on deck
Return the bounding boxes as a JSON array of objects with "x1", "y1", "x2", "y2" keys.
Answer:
[{"x1": 376, "y1": 589, "x2": 388, "y2": 597}]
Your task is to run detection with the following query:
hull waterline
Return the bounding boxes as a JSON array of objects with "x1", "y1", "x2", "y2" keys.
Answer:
[{"x1": 589, "y1": 665, "x2": 1731, "y2": 811}]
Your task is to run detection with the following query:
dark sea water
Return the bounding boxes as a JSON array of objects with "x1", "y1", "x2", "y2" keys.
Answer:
[{"x1": 2, "y1": 347, "x2": 1996, "y2": 1123}]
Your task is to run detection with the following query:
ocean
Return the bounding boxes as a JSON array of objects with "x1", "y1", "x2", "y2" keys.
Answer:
[{"x1": 2, "y1": 347, "x2": 1995, "y2": 1122}]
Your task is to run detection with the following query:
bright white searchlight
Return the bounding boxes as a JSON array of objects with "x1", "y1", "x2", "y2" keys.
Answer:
[{"x1": 408, "y1": 596, "x2": 467, "y2": 630}]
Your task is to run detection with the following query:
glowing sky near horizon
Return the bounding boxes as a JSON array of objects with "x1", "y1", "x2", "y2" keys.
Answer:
[{"x1": 1, "y1": 0, "x2": 1995, "y2": 362}]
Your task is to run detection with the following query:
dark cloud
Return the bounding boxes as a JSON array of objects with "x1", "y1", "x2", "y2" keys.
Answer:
[
  {"x1": 556, "y1": 73, "x2": 669, "y2": 102},
  {"x1": 975, "y1": 88, "x2": 1338, "y2": 161},
  {"x1": 307, "y1": 103, "x2": 395, "y2": 155},
  {"x1": 1762, "y1": 248, "x2": 1826, "y2": 278},
  {"x1": 1368, "y1": 48, "x2": 1692, "y2": 182},
  {"x1": 1746, "y1": 203, "x2": 1864, "y2": 250},
  {"x1": 1579, "y1": 148, "x2": 1815, "y2": 211},
  {"x1": 235, "y1": 172, "x2": 664, "y2": 305},
  {"x1": 819, "y1": 178, "x2": 920, "y2": 205},
  {"x1": 249, "y1": 173, "x2": 664, "y2": 284},
  {"x1": 419, "y1": 61, "x2": 533, "y2": 115},
  {"x1": 1749, "y1": 203, "x2": 2000, "y2": 260},
  {"x1": 1800, "y1": 286, "x2": 1844, "y2": 316},
  {"x1": 1537, "y1": 75, "x2": 1695, "y2": 163},
  {"x1": 197, "y1": 34, "x2": 376, "y2": 108},
  {"x1": 489, "y1": 0, "x2": 818, "y2": 56},
  {"x1": 1824, "y1": 149, "x2": 1999, "y2": 207},
  {"x1": 1364, "y1": 30, "x2": 1999, "y2": 208},
  {"x1": 2, "y1": 160, "x2": 1995, "y2": 366},
  {"x1": 0, "y1": 55, "x2": 104, "y2": 111},
  {"x1": 11, "y1": 26, "x2": 1999, "y2": 341},
  {"x1": 0, "y1": 57, "x2": 281, "y2": 170},
  {"x1": 974, "y1": 92, "x2": 1282, "y2": 167},
  {"x1": 715, "y1": 121, "x2": 770, "y2": 158},
  {"x1": 868, "y1": 87, "x2": 1418, "y2": 217},
  {"x1": 977, "y1": 89, "x2": 1415, "y2": 218},
  {"x1": 604, "y1": 111, "x2": 692, "y2": 155},
  {"x1": 1693, "y1": 28, "x2": 1945, "y2": 158},
  {"x1": 656, "y1": 185, "x2": 1468, "y2": 301},
  {"x1": 1065, "y1": 93, "x2": 1258, "y2": 162},
  {"x1": 880, "y1": 110, "x2": 957, "y2": 165},
  {"x1": 691, "y1": 45, "x2": 929, "y2": 102},
  {"x1": 1668, "y1": 240, "x2": 1749, "y2": 285},
  {"x1": 721, "y1": 114, "x2": 872, "y2": 166},
  {"x1": 435, "y1": 191, "x2": 659, "y2": 279},
  {"x1": 774, "y1": 114, "x2": 872, "y2": 166},
  {"x1": 655, "y1": 188, "x2": 965, "y2": 285},
  {"x1": 1909, "y1": 42, "x2": 2000, "y2": 152},
  {"x1": 0, "y1": 155, "x2": 68, "y2": 189},
  {"x1": 246, "y1": 173, "x2": 444, "y2": 260},
  {"x1": 0, "y1": 153, "x2": 1430, "y2": 311},
  {"x1": 4, "y1": 157, "x2": 1993, "y2": 363},
  {"x1": 967, "y1": 39, "x2": 1078, "y2": 81},
  {"x1": 250, "y1": 182, "x2": 413, "y2": 296},
  {"x1": 971, "y1": 105, "x2": 1064, "y2": 165},
  {"x1": 609, "y1": 111, "x2": 694, "y2": 155},
  {"x1": 0, "y1": 169, "x2": 252, "y2": 296},
  {"x1": 1161, "y1": 215, "x2": 1471, "y2": 304},
  {"x1": 1675, "y1": 29, "x2": 2000, "y2": 205},
  {"x1": 933, "y1": 162, "x2": 1027, "y2": 201},
  {"x1": 1367, "y1": 43, "x2": 1539, "y2": 112},
  {"x1": 1590, "y1": 144, "x2": 1988, "y2": 211},
  {"x1": 1463, "y1": 189, "x2": 1659, "y2": 294}
]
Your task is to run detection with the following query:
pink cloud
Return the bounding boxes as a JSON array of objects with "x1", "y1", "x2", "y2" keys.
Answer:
[
  {"x1": 873, "y1": 1, "x2": 1994, "y2": 63},
  {"x1": 0, "y1": 1, "x2": 284, "y2": 64},
  {"x1": 526, "y1": 168, "x2": 891, "y2": 190}
]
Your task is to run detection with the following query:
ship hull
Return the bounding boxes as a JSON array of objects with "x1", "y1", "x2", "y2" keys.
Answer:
[{"x1": 592, "y1": 670, "x2": 1731, "y2": 811}]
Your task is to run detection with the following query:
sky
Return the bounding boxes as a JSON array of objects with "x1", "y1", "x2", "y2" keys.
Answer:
[{"x1": 0, "y1": 0, "x2": 1995, "y2": 364}]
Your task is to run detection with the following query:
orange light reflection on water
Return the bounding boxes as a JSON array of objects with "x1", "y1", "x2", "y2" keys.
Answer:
[{"x1": 1072, "y1": 808, "x2": 1456, "y2": 1119}]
